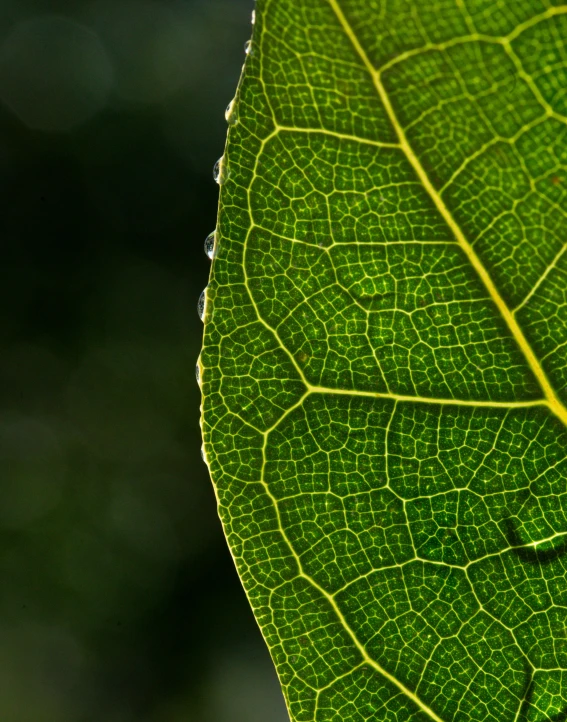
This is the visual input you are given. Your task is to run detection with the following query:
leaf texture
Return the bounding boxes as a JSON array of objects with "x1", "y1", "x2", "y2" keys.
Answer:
[{"x1": 200, "y1": 2, "x2": 567, "y2": 720}]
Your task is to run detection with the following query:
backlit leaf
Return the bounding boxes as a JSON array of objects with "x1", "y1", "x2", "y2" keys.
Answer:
[{"x1": 200, "y1": 2, "x2": 567, "y2": 720}]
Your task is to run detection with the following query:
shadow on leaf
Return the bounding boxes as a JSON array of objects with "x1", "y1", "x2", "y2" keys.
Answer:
[{"x1": 504, "y1": 519, "x2": 567, "y2": 565}]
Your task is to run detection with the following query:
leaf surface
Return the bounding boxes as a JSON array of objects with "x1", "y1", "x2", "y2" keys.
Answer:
[{"x1": 201, "y1": 2, "x2": 567, "y2": 720}]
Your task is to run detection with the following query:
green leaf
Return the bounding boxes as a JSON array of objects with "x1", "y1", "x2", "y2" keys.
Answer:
[{"x1": 200, "y1": 2, "x2": 567, "y2": 720}]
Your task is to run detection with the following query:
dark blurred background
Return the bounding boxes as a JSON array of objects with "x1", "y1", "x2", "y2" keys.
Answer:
[{"x1": 0, "y1": 1, "x2": 289, "y2": 719}]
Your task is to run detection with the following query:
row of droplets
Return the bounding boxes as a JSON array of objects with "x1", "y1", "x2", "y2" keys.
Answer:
[
  {"x1": 199, "y1": 38, "x2": 252, "y2": 319},
  {"x1": 198, "y1": 7, "x2": 256, "y2": 464},
  {"x1": 211, "y1": 30, "x2": 254, "y2": 185},
  {"x1": 198, "y1": 99, "x2": 233, "y2": 324},
  {"x1": 197, "y1": 14, "x2": 256, "y2": 398},
  {"x1": 197, "y1": 229, "x2": 215, "y2": 326}
]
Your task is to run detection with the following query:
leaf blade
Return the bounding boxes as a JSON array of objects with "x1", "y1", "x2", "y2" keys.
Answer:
[{"x1": 202, "y1": 2, "x2": 567, "y2": 720}]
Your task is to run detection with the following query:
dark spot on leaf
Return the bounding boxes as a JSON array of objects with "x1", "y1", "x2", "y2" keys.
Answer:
[
  {"x1": 517, "y1": 665, "x2": 534, "y2": 722},
  {"x1": 505, "y1": 519, "x2": 567, "y2": 564}
]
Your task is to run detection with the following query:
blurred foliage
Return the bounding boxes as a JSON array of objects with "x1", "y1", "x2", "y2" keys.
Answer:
[{"x1": 0, "y1": 0, "x2": 288, "y2": 719}]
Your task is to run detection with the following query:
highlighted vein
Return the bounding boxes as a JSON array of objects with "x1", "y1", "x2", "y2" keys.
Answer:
[
  {"x1": 514, "y1": 241, "x2": 567, "y2": 314},
  {"x1": 327, "y1": 0, "x2": 567, "y2": 430},
  {"x1": 275, "y1": 124, "x2": 400, "y2": 148},
  {"x1": 258, "y1": 416, "x2": 449, "y2": 722}
]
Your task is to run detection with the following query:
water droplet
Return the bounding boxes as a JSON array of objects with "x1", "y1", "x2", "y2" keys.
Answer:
[
  {"x1": 204, "y1": 230, "x2": 216, "y2": 260},
  {"x1": 213, "y1": 157, "x2": 222, "y2": 184},
  {"x1": 198, "y1": 288, "x2": 206, "y2": 321},
  {"x1": 195, "y1": 360, "x2": 201, "y2": 386},
  {"x1": 213, "y1": 156, "x2": 229, "y2": 185},
  {"x1": 251, "y1": 9, "x2": 256, "y2": 24},
  {"x1": 201, "y1": 447, "x2": 206, "y2": 463},
  {"x1": 225, "y1": 98, "x2": 238, "y2": 125},
  {"x1": 244, "y1": 39, "x2": 252, "y2": 55}
]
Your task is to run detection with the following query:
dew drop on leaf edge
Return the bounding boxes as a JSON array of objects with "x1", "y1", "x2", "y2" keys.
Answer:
[
  {"x1": 213, "y1": 156, "x2": 229, "y2": 185},
  {"x1": 204, "y1": 230, "x2": 216, "y2": 260},
  {"x1": 198, "y1": 288, "x2": 206, "y2": 321},
  {"x1": 213, "y1": 157, "x2": 222, "y2": 184},
  {"x1": 195, "y1": 360, "x2": 201, "y2": 386},
  {"x1": 225, "y1": 99, "x2": 238, "y2": 126},
  {"x1": 244, "y1": 40, "x2": 252, "y2": 55}
]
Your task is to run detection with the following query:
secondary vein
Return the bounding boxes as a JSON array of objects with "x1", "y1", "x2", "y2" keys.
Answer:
[{"x1": 327, "y1": 0, "x2": 567, "y2": 430}]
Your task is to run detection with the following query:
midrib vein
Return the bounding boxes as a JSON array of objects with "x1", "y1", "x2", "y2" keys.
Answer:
[{"x1": 327, "y1": 0, "x2": 567, "y2": 430}]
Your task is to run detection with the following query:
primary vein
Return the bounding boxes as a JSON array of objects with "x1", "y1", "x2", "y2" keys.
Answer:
[{"x1": 327, "y1": 0, "x2": 567, "y2": 431}]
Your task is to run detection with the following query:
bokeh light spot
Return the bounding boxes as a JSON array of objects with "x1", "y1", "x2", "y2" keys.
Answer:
[
  {"x1": 0, "y1": 15, "x2": 113, "y2": 132},
  {"x1": 0, "y1": 415, "x2": 65, "y2": 527},
  {"x1": 88, "y1": 0, "x2": 198, "y2": 104}
]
